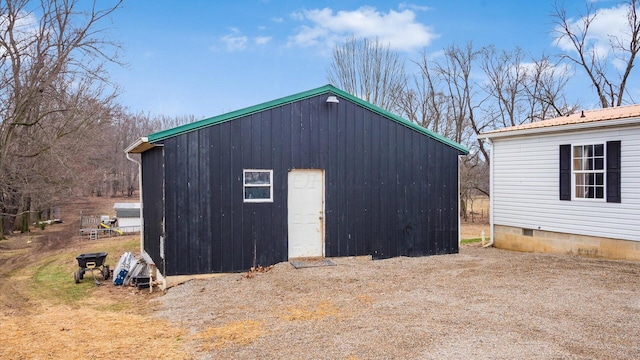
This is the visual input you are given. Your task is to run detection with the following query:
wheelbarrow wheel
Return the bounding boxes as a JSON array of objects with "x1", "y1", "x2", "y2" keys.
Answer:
[
  {"x1": 79, "y1": 269, "x2": 84, "y2": 280},
  {"x1": 74, "y1": 271, "x2": 80, "y2": 284},
  {"x1": 102, "y1": 265, "x2": 110, "y2": 280}
]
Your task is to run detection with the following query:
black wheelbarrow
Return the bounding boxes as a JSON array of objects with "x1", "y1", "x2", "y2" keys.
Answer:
[{"x1": 73, "y1": 252, "x2": 110, "y2": 285}]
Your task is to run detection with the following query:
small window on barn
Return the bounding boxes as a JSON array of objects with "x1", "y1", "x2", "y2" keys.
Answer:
[
  {"x1": 572, "y1": 144, "x2": 605, "y2": 200},
  {"x1": 243, "y1": 169, "x2": 273, "y2": 203}
]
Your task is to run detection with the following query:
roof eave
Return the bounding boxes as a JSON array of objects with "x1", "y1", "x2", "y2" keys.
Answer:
[
  {"x1": 478, "y1": 117, "x2": 640, "y2": 140},
  {"x1": 124, "y1": 137, "x2": 155, "y2": 154}
]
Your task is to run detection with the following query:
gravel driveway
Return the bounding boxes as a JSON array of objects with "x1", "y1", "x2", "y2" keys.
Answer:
[{"x1": 155, "y1": 246, "x2": 640, "y2": 359}]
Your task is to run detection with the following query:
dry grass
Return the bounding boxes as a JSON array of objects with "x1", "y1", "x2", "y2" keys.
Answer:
[
  {"x1": 0, "y1": 197, "x2": 190, "y2": 360},
  {"x1": 195, "y1": 320, "x2": 265, "y2": 351},
  {"x1": 460, "y1": 221, "x2": 490, "y2": 240},
  {"x1": 0, "y1": 305, "x2": 188, "y2": 360},
  {"x1": 281, "y1": 301, "x2": 341, "y2": 321}
]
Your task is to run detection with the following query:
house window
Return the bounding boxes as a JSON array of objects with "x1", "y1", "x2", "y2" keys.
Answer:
[
  {"x1": 243, "y1": 169, "x2": 273, "y2": 203},
  {"x1": 559, "y1": 141, "x2": 620, "y2": 203},
  {"x1": 572, "y1": 144, "x2": 605, "y2": 199}
]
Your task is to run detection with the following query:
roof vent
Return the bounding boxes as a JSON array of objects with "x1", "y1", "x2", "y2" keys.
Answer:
[{"x1": 580, "y1": 110, "x2": 585, "y2": 118}]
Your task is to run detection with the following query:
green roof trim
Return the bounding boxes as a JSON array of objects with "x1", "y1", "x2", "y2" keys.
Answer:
[{"x1": 147, "y1": 84, "x2": 469, "y2": 154}]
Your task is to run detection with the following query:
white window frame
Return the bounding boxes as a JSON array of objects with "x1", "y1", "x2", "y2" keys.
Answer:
[
  {"x1": 571, "y1": 143, "x2": 605, "y2": 201},
  {"x1": 243, "y1": 169, "x2": 273, "y2": 203}
]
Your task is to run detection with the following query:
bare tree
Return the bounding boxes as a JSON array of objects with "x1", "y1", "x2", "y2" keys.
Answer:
[
  {"x1": 522, "y1": 55, "x2": 579, "y2": 119},
  {"x1": 0, "y1": 0, "x2": 123, "y2": 236},
  {"x1": 552, "y1": 0, "x2": 640, "y2": 107},
  {"x1": 479, "y1": 47, "x2": 577, "y2": 127},
  {"x1": 399, "y1": 51, "x2": 448, "y2": 137},
  {"x1": 480, "y1": 46, "x2": 529, "y2": 128},
  {"x1": 327, "y1": 37, "x2": 406, "y2": 112}
]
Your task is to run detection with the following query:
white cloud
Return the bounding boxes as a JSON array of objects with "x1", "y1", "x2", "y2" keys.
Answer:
[
  {"x1": 221, "y1": 32, "x2": 248, "y2": 51},
  {"x1": 0, "y1": 11, "x2": 39, "y2": 57},
  {"x1": 288, "y1": 6, "x2": 437, "y2": 52},
  {"x1": 399, "y1": 2, "x2": 431, "y2": 12},
  {"x1": 255, "y1": 36, "x2": 272, "y2": 45},
  {"x1": 271, "y1": 17, "x2": 284, "y2": 23},
  {"x1": 553, "y1": 3, "x2": 631, "y2": 69},
  {"x1": 518, "y1": 61, "x2": 572, "y2": 79}
]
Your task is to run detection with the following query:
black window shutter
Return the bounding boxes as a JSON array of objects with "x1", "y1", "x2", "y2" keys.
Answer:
[
  {"x1": 606, "y1": 141, "x2": 621, "y2": 203},
  {"x1": 559, "y1": 144, "x2": 571, "y2": 201}
]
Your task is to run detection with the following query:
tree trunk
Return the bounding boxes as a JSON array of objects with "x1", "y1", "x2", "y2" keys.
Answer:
[{"x1": 21, "y1": 198, "x2": 30, "y2": 233}]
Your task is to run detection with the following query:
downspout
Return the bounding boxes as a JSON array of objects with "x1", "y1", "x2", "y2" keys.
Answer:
[
  {"x1": 458, "y1": 154, "x2": 463, "y2": 249},
  {"x1": 483, "y1": 138, "x2": 494, "y2": 248},
  {"x1": 125, "y1": 152, "x2": 144, "y2": 254}
]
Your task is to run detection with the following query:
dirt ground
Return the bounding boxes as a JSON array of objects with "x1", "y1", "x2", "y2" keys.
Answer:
[
  {"x1": 459, "y1": 220, "x2": 489, "y2": 241},
  {"x1": 156, "y1": 246, "x2": 640, "y2": 359},
  {"x1": 1, "y1": 198, "x2": 638, "y2": 359}
]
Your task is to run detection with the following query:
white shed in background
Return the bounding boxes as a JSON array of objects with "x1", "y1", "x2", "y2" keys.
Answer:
[{"x1": 113, "y1": 202, "x2": 141, "y2": 233}]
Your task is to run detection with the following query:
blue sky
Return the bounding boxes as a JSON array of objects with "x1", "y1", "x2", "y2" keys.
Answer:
[{"x1": 103, "y1": 0, "x2": 628, "y2": 118}]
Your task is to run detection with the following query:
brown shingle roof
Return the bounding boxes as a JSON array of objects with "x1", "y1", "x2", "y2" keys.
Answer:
[{"x1": 482, "y1": 103, "x2": 640, "y2": 135}]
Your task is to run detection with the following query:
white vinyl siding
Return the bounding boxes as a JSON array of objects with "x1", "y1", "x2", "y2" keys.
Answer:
[{"x1": 491, "y1": 125, "x2": 640, "y2": 242}]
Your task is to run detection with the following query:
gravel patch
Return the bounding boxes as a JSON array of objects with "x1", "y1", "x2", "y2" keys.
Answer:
[{"x1": 154, "y1": 246, "x2": 640, "y2": 359}]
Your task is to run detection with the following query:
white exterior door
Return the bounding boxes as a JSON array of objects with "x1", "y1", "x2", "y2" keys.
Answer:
[{"x1": 288, "y1": 169, "x2": 324, "y2": 259}]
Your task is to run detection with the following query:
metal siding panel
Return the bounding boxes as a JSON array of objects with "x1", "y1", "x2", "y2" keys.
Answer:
[
  {"x1": 447, "y1": 147, "x2": 459, "y2": 253},
  {"x1": 240, "y1": 116, "x2": 253, "y2": 270},
  {"x1": 280, "y1": 104, "x2": 293, "y2": 168},
  {"x1": 163, "y1": 138, "x2": 179, "y2": 275},
  {"x1": 395, "y1": 119, "x2": 407, "y2": 257},
  {"x1": 141, "y1": 147, "x2": 164, "y2": 270},
  {"x1": 299, "y1": 99, "x2": 311, "y2": 166},
  {"x1": 220, "y1": 122, "x2": 234, "y2": 272},
  {"x1": 419, "y1": 137, "x2": 432, "y2": 255},
  {"x1": 259, "y1": 110, "x2": 276, "y2": 267},
  {"x1": 344, "y1": 101, "x2": 357, "y2": 256},
  {"x1": 374, "y1": 119, "x2": 389, "y2": 259},
  {"x1": 209, "y1": 125, "x2": 223, "y2": 272},
  {"x1": 175, "y1": 134, "x2": 190, "y2": 274},
  {"x1": 411, "y1": 131, "x2": 424, "y2": 256},
  {"x1": 231, "y1": 119, "x2": 244, "y2": 271},
  {"x1": 198, "y1": 129, "x2": 212, "y2": 273},
  {"x1": 290, "y1": 103, "x2": 302, "y2": 167},
  {"x1": 362, "y1": 110, "x2": 374, "y2": 256},
  {"x1": 325, "y1": 100, "x2": 342, "y2": 257},
  {"x1": 433, "y1": 138, "x2": 445, "y2": 254},
  {"x1": 385, "y1": 118, "x2": 398, "y2": 258},
  {"x1": 400, "y1": 128, "x2": 416, "y2": 256},
  {"x1": 451, "y1": 151, "x2": 460, "y2": 252},
  {"x1": 308, "y1": 98, "x2": 321, "y2": 167},
  {"x1": 271, "y1": 107, "x2": 287, "y2": 264},
  {"x1": 186, "y1": 131, "x2": 200, "y2": 274},
  {"x1": 319, "y1": 100, "x2": 333, "y2": 256},
  {"x1": 426, "y1": 138, "x2": 436, "y2": 255},
  {"x1": 353, "y1": 105, "x2": 365, "y2": 255}
]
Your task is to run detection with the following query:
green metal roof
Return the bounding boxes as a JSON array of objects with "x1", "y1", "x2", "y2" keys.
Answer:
[{"x1": 147, "y1": 84, "x2": 469, "y2": 154}]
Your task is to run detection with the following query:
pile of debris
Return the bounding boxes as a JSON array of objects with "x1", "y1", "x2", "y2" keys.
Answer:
[{"x1": 113, "y1": 252, "x2": 152, "y2": 290}]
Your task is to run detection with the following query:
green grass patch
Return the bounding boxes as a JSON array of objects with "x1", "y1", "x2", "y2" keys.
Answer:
[
  {"x1": 461, "y1": 238, "x2": 483, "y2": 245},
  {"x1": 33, "y1": 254, "x2": 96, "y2": 304},
  {"x1": 30, "y1": 237, "x2": 139, "y2": 305}
]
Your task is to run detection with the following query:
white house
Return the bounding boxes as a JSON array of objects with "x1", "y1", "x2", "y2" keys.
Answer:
[{"x1": 478, "y1": 105, "x2": 640, "y2": 261}]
